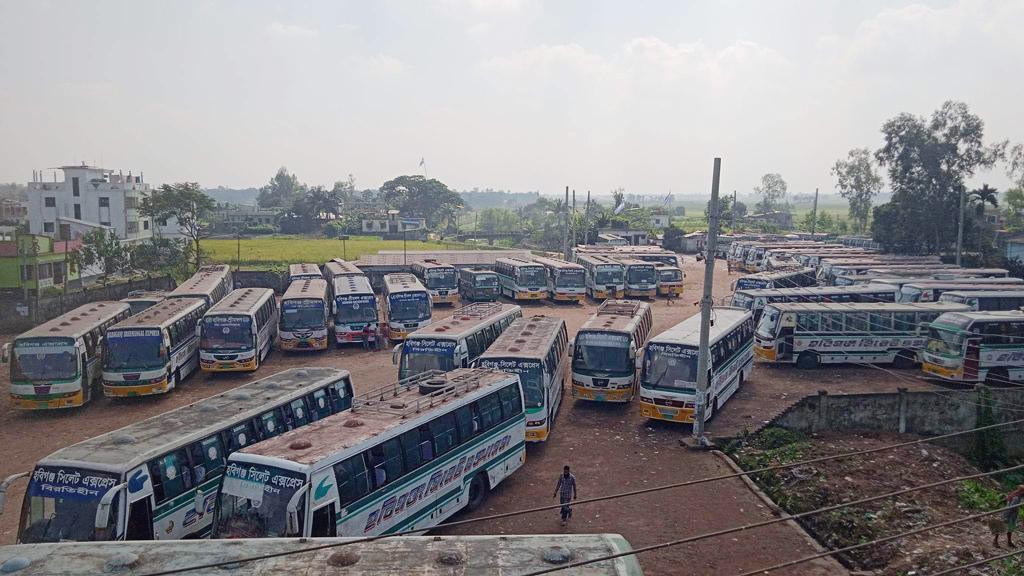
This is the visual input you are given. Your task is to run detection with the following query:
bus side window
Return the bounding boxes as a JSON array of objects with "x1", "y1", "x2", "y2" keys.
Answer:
[
  {"x1": 258, "y1": 409, "x2": 285, "y2": 437},
  {"x1": 477, "y1": 392, "x2": 503, "y2": 431},
  {"x1": 229, "y1": 422, "x2": 256, "y2": 452},
  {"x1": 329, "y1": 381, "x2": 352, "y2": 413},
  {"x1": 286, "y1": 398, "x2": 310, "y2": 429},
  {"x1": 188, "y1": 435, "x2": 225, "y2": 484},
  {"x1": 308, "y1": 390, "x2": 332, "y2": 420},
  {"x1": 367, "y1": 438, "x2": 404, "y2": 489},
  {"x1": 498, "y1": 384, "x2": 523, "y2": 421},
  {"x1": 429, "y1": 413, "x2": 458, "y2": 456},
  {"x1": 455, "y1": 404, "x2": 479, "y2": 441},
  {"x1": 467, "y1": 333, "x2": 483, "y2": 359},
  {"x1": 153, "y1": 450, "x2": 192, "y2": 503},
  {"x1": 333, "y1": 455, "x2": 371, "y2": 507}
]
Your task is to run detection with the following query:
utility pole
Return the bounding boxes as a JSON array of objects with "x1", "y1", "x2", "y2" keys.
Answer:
[
  {"x1": 562, "y1": 186, "x2": 570, "y2": 260},
  {"x1": 584, "y1": 190, "x2": 592, "y2": 245},
  {"x1": 570, "y1": 189, "x2": 577, "y2": 254},
  {"x1": 956, "y1": 188, "x2": 965, "y2": 266},
  {"x1": 810, "y1": 187, "x2": 819, "y2": 235},
  {"x1": 693, "y1": 158, "x2": 722, "y2": 446}
]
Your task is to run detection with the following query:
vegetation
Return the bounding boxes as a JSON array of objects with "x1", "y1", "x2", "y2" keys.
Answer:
[
  {"x1": 832, "y1": 148, "x2": 882, "y2": 233},
  {"x1": 77, "y1": 229, "x2": 130, "y2": 279},
  {"x1": 142, "y1": 182, "x2": 216, "y2": 271},
  {"x1": 380, "y1": 175, "x2": 464, "y2": 232},
  {"x1": 753, "y1": 173, "x2": 788, "y2": 213}
]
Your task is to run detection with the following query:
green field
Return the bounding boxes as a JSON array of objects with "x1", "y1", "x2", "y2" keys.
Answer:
[{"x1": 202, "y1": 235, "x2": 467, "y2": 269}]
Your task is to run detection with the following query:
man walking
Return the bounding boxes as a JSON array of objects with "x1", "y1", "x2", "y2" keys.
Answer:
[
  {"x1": 361, "y1": 324, "x2": 373, "y2": 351},
  {"x1": 552, "y1": 465, "x2": 578, "y2": 526},
  {"x1": 994, "y1": 484, "x2": 1024, "y2": 547}
]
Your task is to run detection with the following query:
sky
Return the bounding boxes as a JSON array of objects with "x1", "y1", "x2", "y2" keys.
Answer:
[{"x1": 0, "y1": 0, "x2": 1021, "y2": 198}]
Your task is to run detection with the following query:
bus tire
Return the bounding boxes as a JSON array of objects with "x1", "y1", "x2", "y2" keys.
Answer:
[
  {"x1": 796, "y1": 352, "x2": 819, "y2": 370},
  {"x1": 986, "y1": 368, "x2": 1009, "y2": 386},
  {"x1": 892, "y1": 350, "x2": 915, "y2": 369},
  {"x1": 466, "y1": 474, "x2": 489, "y2": 512}
]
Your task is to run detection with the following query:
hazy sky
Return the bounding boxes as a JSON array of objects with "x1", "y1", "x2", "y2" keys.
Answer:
[{"x1": 0, "y1": 0, "x2": 1021, "y2": 197}]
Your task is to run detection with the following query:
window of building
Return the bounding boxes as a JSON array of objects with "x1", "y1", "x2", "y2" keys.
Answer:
[
  {"x1": 72, "y1": 177, "x2": 80, "y2": 197},
  {"x1": 43, "y1": 222, "x2": 54, "y2": 233},
  {"x1": 100, "y1": 221, "x2": 111, "y2": 227},
  {"x1": 143, "y1": 220, "x2": 150, "y2": 230},
  {"x1": 20, "y1": 265, "x2": 33, "y2": 281},
  {"x1": 98, "y1": 197, "x2": 111, "y2": 208},
  {"x1": 74, "y1": 204, "x2": 81, "y2": 220},
  {"x1": 126, "y1": 221, "x2": 139, "y2": 234},
  {"x1": 44, "y1": 197, "x2": 55, "y2": 208}
]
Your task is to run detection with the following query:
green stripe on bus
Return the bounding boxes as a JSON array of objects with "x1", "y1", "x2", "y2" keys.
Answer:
[{"x1": 153, "y1": 477, "x2": 221, "y2": 521}]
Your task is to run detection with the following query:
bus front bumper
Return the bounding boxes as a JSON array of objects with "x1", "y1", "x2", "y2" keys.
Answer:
[
  {"x1": 103, "y1": 375, "x2": 172, "y2": 397},
  {"x1": 553, "y1": 293, "x2": 585, "y2": 302},
  {"x1": 525, "y1": 427, "x2": 550, "y2": 442},
  {"x1": 571, "y1": 384, "x2": 632, "y2": 403},
  {"x1": 280, "y1": 337, "x2": 329, "y2": 351},
  {"x1": 515, "y1": 291, "x2": 547, "y2": 300},
  {"x1": 640, "y1": 401, "x2": 695, "y2": 423},
  {"x1": 625, "y1": 288, "x2": 657, "y2": 298},
  {"x1": 201, "y1": 357, "x2": 258, "y2": 372},
  {"x1": 753, "y1": 345, "x2": 777, "y2": 361},
  {"x1": 432, "y1": 293, "x2": 460, "y2": 304},
  {"x1": 387, "y1": 329, "x2": 410, "y2": 341},
  {"x1": 10, "y1": 389, "x2": 85, "y2": 410},
  {"x1": 921, "y1": 362, "x2": 963, "y2": 380},
  {"x1": 658, "y1": 286, "x2": 684, "y2": 296}
]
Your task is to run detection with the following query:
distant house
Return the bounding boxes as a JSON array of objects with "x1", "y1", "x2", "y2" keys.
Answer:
[
  {"x1": 682, "y1": 231, "x2": 706, "y2": 254},
  {"x1": 1004, "y1": 233, "x2": 1024, "y2": 262},
  {"x1": 650, "y1": 213, "x2": 671, "y2": 229},
  {"x1": 744, "y1": 210, "x2": 793, "y2": 229},
  {"x1": 362, "y1": 210, "x2": 427, "y2": 240},
  {"x1": 0, "y1": 199, "x2": 27, "y2": 224},
  {"x1": 0, "y1": 231, "x2": 83, "y2": 294},
  {"x1": 595, "y1": 233, "x2": 629, "y2": 246},
  {"x1": 211, "y1": 204, "x2": 282, "y2": 233},
  {"x1": 599, "y1": 229, "x2": 649, "y2": 246}
]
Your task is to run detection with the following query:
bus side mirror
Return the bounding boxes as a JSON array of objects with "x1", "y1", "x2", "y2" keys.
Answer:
[
  {"x1": 195, "y1": 324, "x2": 202, "y2": 338},
  {"x1": 285, "y1": 484, "x2": 310, "y2": 536},
  {"x1": 194, "y1": 486, "x2": 205, "y2": 514},
  {"x1": 628, "y1": 343, "x2": 637, "y2": 359},
  {"x1": 568, "y1": 343, "x2": 574, "y2": 356},
  {"x1": 634, "y1": 349, "x2": 644, "y2": 369},
  {"x1": 0, "y1": 472, "x2": 29, "y2": 515},
  {"x1": 1, "y1": 343, "x2": 9, "y2": 364},
  {"x1": 94, "y1": 482, "x2": 126, "y2": 536},
  {"x1": 392, "y1": 344, "x2": 403, "y2": 366}
]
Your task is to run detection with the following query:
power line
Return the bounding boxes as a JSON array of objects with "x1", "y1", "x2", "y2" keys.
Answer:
[
  {"x1": 138, "y1": 417, "x2": 1024, "y2": 576},
  {"x1": 928, "y1": 548, "x2": 1023, "y2": 576}
]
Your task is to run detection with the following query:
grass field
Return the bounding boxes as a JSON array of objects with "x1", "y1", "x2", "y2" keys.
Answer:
[{"x1": 202, "y1": 235, "x2": 468, "y2": 269}]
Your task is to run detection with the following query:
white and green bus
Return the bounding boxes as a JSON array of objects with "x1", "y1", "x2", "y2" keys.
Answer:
[
  {"x1": 458, "y1": 267, "x2": 501, "y2": 302},
  {"x1": 617, "y1": 258, "x2": 658, "y2": 299},
  {"x1": 938, "y1": 290, "x2": 1024, "y2": 312},
  {"x1": 0, "y1": 534, "x2": 644, "y2": 575},
  {"x1": 494, "y1": 257, "x2": 548, "y2": 301},
  {"x1": 412, "y1": 260, "x2": 460, "y2": 305},
  {"x1": 213, "y1": 368, "x2": 526, "y2": 538},
  {"x1": 279, "y1": 279, "x2": 331, "y2": 352},
  {"x1": 102, "y1": 297, "x2": 206, "y2": 398},
  {"x1": 731, "y1": 284, "x2": 898, "y2": 323},
  {"x1": 571, "y1": 300, "x2": 653, "y2": 403},
  {"x1": 4, "y1": 368, "x2": 354, "y2": 543},
  {"x1": 199, "y1": 288, "x2": 278, "y2": 373},
  {"x1": 332, "y1": 274, "x2": 378, "y2": 345},
  {"x1": 287, "y1": 263, "x2": 323, "y2": 285},
  {"x1": 532, "y1": 255, "x2": 587, "y2": 302},
  {"x1": 897, "y1": 281, "x2": 1024, "y2": 303},
  {"x1": 120, "y1": 290, "x2": 166, "y2": 316},
  {"x1": 2, "y1": 302, "x2": 131, "y2": 410},
  {"x1": 575, "y1": 253, "x2": 626, "y2": 300},
  {"x1": 754, "y1": 302, "x2": 971, "y2": 369},
  {"x1": 394, "y1": 302, "x2": 522, "y2": 380},
  {"x1": 478, "y1": 315, "x2": 568, "y2": 442},
  {"x1": 639, "y1": 307, "x2": 755, "y2": 424},
  {"x1": 922, "y1": 310, "x2": 1024, "y2": 384},
  {"x1": 167, "y1": 264, "x2": 233, "y2": 307},
  {"x1": 382, "y1": 273, "x2": 432, "y2": 342}
]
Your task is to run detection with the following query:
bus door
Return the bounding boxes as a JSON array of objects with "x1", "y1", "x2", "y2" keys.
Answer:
[
  {"x1": 124, "y1": 464, "x2": 155, "y2": 540},
  {"x1": 963, "y1": 337, "x2": 981, "y2": 381},
  {"x1": 308, "y1": 469, "x2": 340, "y2": 537}
]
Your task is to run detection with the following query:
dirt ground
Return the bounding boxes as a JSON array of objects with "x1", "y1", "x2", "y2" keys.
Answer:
[{"x1": 0, "y1": 258, "x2": 945, "y2": 574}]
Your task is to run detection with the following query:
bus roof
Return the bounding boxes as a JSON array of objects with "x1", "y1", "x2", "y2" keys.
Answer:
[
  {"x1": 108, "y1": 297, "x2": 205, "y2": 330},
  {"x1": 411, "y1": 259, "x2": 456, "y2": 271},
  {"x1": 612, "y1": 257, "x2": 654, "y2": 267},
  {"x1": 933, "y1": 310, "x2": 1024, "y2": 328},
  {"x1": 36, "y1": 367, "x2": 350, "y2": 472},
  {"x1": 941, "y1": 290, "x2": 1024, "y2": 298},
  {"x1": 763, "y1": 302, "x2": 971, "y2": 314},
  {"x1": 383, "y1": 273, "x2": 427, "y2": 293},
  {"x1": 17, "y1": 301, "x2": 130, "y2": 340},
  {"x1": 495, "y1": 257, "x2": 543, "y2": 268},
  {"x1": 734, "y1": 285, "x2": 898, "y2": 297},
  {"x1": 460, "y1": 267, "x2": 496, "y2": 275},
  {"x1": 167, "y1": 265, "x2": 230, "y2": 298},
  {"x1": 288, "y1": 263, "x2": 322, "y2": 277},
  {"x1": 479, "y1": 315, "x2": 565, "y2": 360},
  {"x1": 901, "y1": 282, "x2": 1024, "y2": 290},
  {"x1": 206, "y1": 288, "x2": 275, "y2": 315},
  {"x1": 578, "y1": 300, "x2": 651, "y2": 334},
  {"x1": 654, "y1": 262, "x2": 681, "y2": 271},
  {"x1": 282, "y1": 278, "x2": 329, "y2": 301},
  {"x1": 0, "y1": 534, "x2": 642, "y2": 575},
  {"x1": 737, "y1": 267, "x2": 814, "y2": 280},
  {"x1": 575, "y1": 253, "x2": 625, "y2": 266},
  {"x1": 324, "y1": 259, "x2": 364, "y2": 277},
  {"x1": 333, "y1": 274, "x2": 374, "y2": 296},
  {"x1": 408, "y1": 302, "x2": 520, "y2": 338},
  {"x1": 239, "y1": 369, "x2": 517, "y2": 467},
  {"x1": 648, "y1": 306, "x2": 750, "y2": 347},
  {"x1": 121, "y1": 290, "x2": 167, "y2": 302},
  {"x1": 532, "y1": 255, "x2": 584, "y2": 270}
]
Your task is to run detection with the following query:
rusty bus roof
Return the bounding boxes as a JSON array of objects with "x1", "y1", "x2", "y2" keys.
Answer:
[
  {"x1": 578, "y1": 300, "x2": 651, "y2": 335},
  {"x1": 121, "y1": 290, "x2": 167, "y2": 302},
  {"x1": 287, "y1": 263, "x2": 322, "y2": 277},
  {"x1": 359, "y1": 250, "x2": 532, "y2": 266},
  {"x1": 411, "y1": 259, "x2": 456, "y2": 271},
  {"x1": 495, "y1": 257, "x2": 543, "y2": 268},
  {"x1": 108, "y1": 298, "x2": 205, "y2": 330},
  {"x1": 611, "y1": 257, "x2": 655, "y2": 267},
  {"x1": 167, "y1": 264, "x2": 230, "y2": 298},
  {"x1": 764, "y1": 302, "x2": 971, "y2": 314},
  {"x1": 575, "y1": 253, "x2": 625, "y2": 267},
  {"x1": 282, "y1": 278, "x2": 329, "y2": 301},
  {"x1": 479, "y1": 315, "x2": 565, "y2": 361},
  {"x1": 38, "y1": 368, "x2": 350, "y2": 471},
  {"x1": 532, "y1": 255, "x2": 584, "y2": 270},
  {"x1": 206, "y1": 288, "x2": 275, "y2": 315},
  {"x1": 18, "y1": 301, "x2": 130, "y2": 340},
  {"x1": 409, "y1": 303, "x2": 520, "y2": 338},
  {"x1": 383, "y1": 273, "x2": 427, "y2": 294},
  {"x1": 239, "y1": 369, "x2": 517, "y2": 467},
  {"x1": 324, "y1": 259, "x2": 364, "y2": 277},
  {"x1": 332, "y1": 274, "x2": 374, "y2": 296}
]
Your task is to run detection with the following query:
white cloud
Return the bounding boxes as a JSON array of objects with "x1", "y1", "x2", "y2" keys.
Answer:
[
  {"x1": 466, "y1": 21, "x2": 491, "y2": 37},
  {"x1": 363, "y1": 54, "x2": 407, "y2": 77},
  {"x1": 266, "y1": 22, "x2": 319, "y2": 38}
]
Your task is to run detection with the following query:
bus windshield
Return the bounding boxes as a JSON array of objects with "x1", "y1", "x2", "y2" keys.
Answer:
[
  {"x1": 388, "y1": 293, "x2": 431, "y2": 322},
  {"x1": 425, "y1": 269, "x2": 457, "y2": 289},
  {"x1": 756, "y1": 308, "x2": 781, "y2": 338},
  {"x1": 658, "y1": 269, "x2": 682, "y2": 282},
  {"x1": 572, "y1": 331, "x2": 631, "y2": 375},
  {"x1": 926, "y1": 325, "x2": 966, "y2": 356},
  {"x1": 20, "y1": 466, "x2": 120, "y2": 543},
  {"x1": 898, "y1": 286, "x2": 924, "y2": 303},
  {"x1": 399, "y1": 338, "x2": 457, "y2": 379},
  {"x1": 201, "y1": 316, "x2": 254, "y2": 350},
  {"x1": 518, "y1": 267, "x2": 546, "y2": 287},
  {"x1": 731, "y1": 292, "x2": 754, "y2": 310},
  {"x1": 641, "y1": 343, "x2": 698, "y2": 394},
  {"x1": 627, "y1": 267, "x2": 656, "y2": 285},
  {"x1": 594, "y1": 266, "x2": 623, "y2": 285},
  {"x1": 480, "y1": 358, "x2": 544, "y2": 408},
  {"x1": 11, "y1": 339, "x2": 77, "y2": 382},
  {"x1": 104, "y1": 329, "x2": 165, "y2": 371},
  {"x1": 216, "y1": 464, "x2": 306, "y2": 539},
  {"x1": 474, "y1": 274, "x2": 499, "y2": 287},
  {"x1": 735, "y1": 278, "x2": 768, "y2": 290},
  {"x1": 336, "y1": 296, "x2": 377, "y2": 324},
  {"x1": 281, "y1": 300, "x2": 325, "y2": 331},
  {"x1": 556, "y1": 269, "x2": 585, "y2": 288}
]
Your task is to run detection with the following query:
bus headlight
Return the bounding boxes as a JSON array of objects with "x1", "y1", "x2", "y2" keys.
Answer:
[
  {"x1": 527, "y1": 418, "x2": 546, "y2": 427},
  {"x1": 640, "y1": 395, "x2": 653, "y2": 404}
]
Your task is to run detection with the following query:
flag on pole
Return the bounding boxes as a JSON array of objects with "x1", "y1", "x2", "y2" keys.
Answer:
[
  {"x1": 613, "y1": 201, "x2": 626, "y2": 215},
  {"x1": 419, "y1": 157, "x2": 425, "y2": 167},
  {"x1": 662, "y1": 191, "x2": 673, "y2": 206}
]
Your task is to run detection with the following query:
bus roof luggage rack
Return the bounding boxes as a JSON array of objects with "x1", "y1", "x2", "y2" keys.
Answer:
[
  {"x1": 452, "y1": 302, "x2": 503, "y2": 320},
  {"x1": 351, "y1": 369, "x2": 486, "y2": 419},
  {"x1": 597, "y1": 300, "x2": 643, "y2": 317}
]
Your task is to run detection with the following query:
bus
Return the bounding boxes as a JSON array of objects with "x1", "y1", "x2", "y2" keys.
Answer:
[
  {"x1": 575, "y1": 253, "x2": 626, "y2": 300},
  {"x1": 167, "y1": 265, "x2": 233, "y2": 307},
  {"x1": 287, "y1": 263, "x2": 323, "y2": 285},
  {"x1": 199, "y1": 288, "x2": 278, "y2": 373},
  {"x1": 753, "y1": 302, "x2": 970, "y2": 369},
  {"x1": 897, "y1": 281, "x2": 1024, "y2": 303},
  {"x1": 332, "y1": 274, "x2": 379, "y2": 345},
  {"x1": 655, "y1": 263, "x2": 684, "y2": 297},
  {"x1": 458, "y1": 267, "x2": 501, "y2": 302},
  {"x1": 381, "y1": 273, "x2": 432, "y2": 342},
  {"x1": 870, "y1": 276, "x2": 1023, "y2": 291},
  {"x1": 818, "y1": 256, "x2": 943, "y2": 284},
  {"x1": 279, "y1": 279, "x2": 331, "y2": 352},
  {"x1": 731, "y1": 284, "x2": 898, "y2": 322},
  {"x1": 532, "y1": 256, "x2": 586, "y2": 302},
  {"x1": 741, "y1": 242, "x2": 829, "y2": 272},
  {"x1": 7, "y1": 368, "x2": 353, "y2": 543},
  {"x1": 494, "y1": 257, "x2": 548, "y2": 301},
  {"x1": 0, "y1": 535, "x2": 645, "y2": 576},
  {"x1": 755, "y1": 245, "x2": 846, "y2": 271},
  {"x1": 922, "y1": 310, "x2": 1024, "y2": 384},
  {"x1": 732, "y1": 268, "x2": 817, "y2": 291},
  {"x1": 2, "y1": 302, "x2": 131, "y2": 410},
  {"x1": 120, "y1": 290, "x2": 166, "y2": 316},
  {"x1": 102, "y1": 298, "x2": 206, "y2": 398},
  {"x1": 213, "y1": 368, "x2": 526, "y2": 539},
  {"x1": 477, "y1": 315, "x2": 569, "y2": 442},
  {"x1": 938, "y1": 290, "x2": 1024, "y2": 312},
  {"x1": 323, "y1": 259, "x2": 365, "y2": 287},
  {"x1": 573, "y1": 246, "x2": 683, "y2": 269},
  {"x1": 571, "y1": 300, "x2": 654, "y2": 402},
  {"x1": 618, "y1": 258, "x2": 658, "y2": 298},
  {"x1": 638, "y1": 307, "x2": 754, "y2": 424},
  {"x1": 411, "y1": 260, "x2": 460, "y2": 305},
  {"x1": 867, "y1": 266, "x2": 1009, "y2": 278},
  {"x1": 395, "y1": 302, "x2": 523, "y2": 380}
]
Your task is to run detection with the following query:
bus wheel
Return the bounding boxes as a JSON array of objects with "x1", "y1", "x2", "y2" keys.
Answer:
[
  {"x1": 466, "y1": 474, "x2": 489, "y2": 512},
  {"x1": 796, "y1": 352, "x2": 819, "y2": 370},
  {"x1": 892, "y1": 350, "x2": 915, "y2": 369}
]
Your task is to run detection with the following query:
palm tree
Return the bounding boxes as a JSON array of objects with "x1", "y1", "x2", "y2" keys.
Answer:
[{"x1": 968, "y1": 184, "x2": 999, "y2": 217}]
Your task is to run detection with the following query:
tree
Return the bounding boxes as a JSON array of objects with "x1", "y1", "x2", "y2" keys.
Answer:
[
  {"x1": 832, "y1": 148, "x2": 883, "y2": 232},
  {"x1": 873, "y1": 101, "x2": 1006, "y2": 253},
  {"x1": 78, "y1": 229, "x2": 129, "y2": 280},
  {"x1": 257, "y1": 167, "x2": 305, "y2": 208},
  {"x1": 754, "y1": 174, "x2": 787, "y2": 213},
  {"x1": 142, "y1": 182, "x2": 216, "y2": 271},
  {"x1": 130, "y1": 236, "x2": 188, "y2": 276},
  {"x1": 967, "y1": 184, "x2": 998, "y2": 217},
  {"x1": 1008, "y1": 143, "x2": 1024, "y2": 189},
  {"x1": 611, "y1": 188, "x2": 626, "y2": 212},
  {"x1": 1004, "y1": 187, "x2": 1024, "y2": 231},
  {"x1": 380, "y1": 175, "x2": 464, "y2": 232},
  {"x1": 662, "y1": 225, "x2": 684, "y2": 252}
]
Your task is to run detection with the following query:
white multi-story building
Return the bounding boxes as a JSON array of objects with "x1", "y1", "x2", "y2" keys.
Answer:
[{"x1": 27, "y1": 164, "x2": 153, "y2": 243}]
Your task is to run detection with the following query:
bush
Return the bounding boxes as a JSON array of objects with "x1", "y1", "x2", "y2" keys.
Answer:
[
  {"x1": 957, "y1": 479, "x2": 1004, "y2": 511},
  {"x1": 244, "y1": 224, "x2": 276, "y2": 235}
]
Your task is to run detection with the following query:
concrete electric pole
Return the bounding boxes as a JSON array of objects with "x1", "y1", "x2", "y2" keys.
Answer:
[{"x1": 693, "y1": 157, "x2": 722, "y2": 445}]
